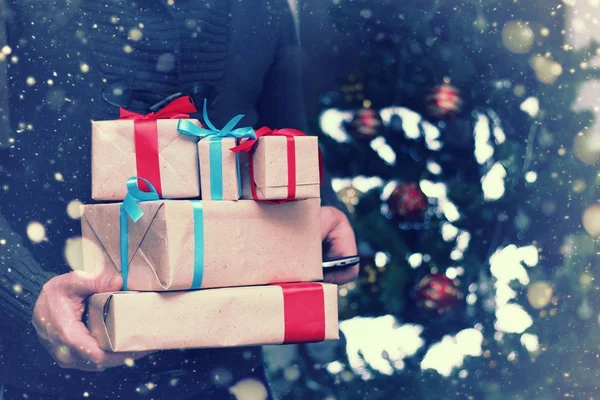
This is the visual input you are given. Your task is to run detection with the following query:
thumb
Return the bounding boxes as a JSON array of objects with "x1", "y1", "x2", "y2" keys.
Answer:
[{"x1": 65, "y1": 271, "x2": 123, "y2": 297}]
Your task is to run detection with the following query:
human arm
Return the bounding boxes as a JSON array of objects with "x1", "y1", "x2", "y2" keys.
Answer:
[{"x1": 0, "y1": 211, "x2": 146, "y2": 372}]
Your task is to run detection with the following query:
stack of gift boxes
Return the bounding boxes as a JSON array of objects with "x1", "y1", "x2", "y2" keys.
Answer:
[{"x1": 81, "y1": 97, "x2": 338, "y2": 352}]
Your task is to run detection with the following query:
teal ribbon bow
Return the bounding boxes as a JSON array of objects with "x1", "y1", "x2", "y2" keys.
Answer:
[
  {"x1": 177, "y1": 99, "x2": 256, "y2": 199},
  {"x1": 119, "y1": 177, "x2": 205, "y2": 290},
  {"x1": 120, "y1": 177, "x2": 159, "y2": 290}
]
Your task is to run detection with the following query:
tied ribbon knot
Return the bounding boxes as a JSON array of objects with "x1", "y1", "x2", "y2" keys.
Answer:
[
  {"x1": 119, "y1": 176, "x2": 205, "y2": 291},
  {"x1": 231, "y1": 127, "x2": 324, "y2": 201},
  {"x1": 119, "y1": 95, "x2": 197, "y2": 121},
  {"x1": 121, "y1": 177, "x2": 160, "y2": 223},
  {"x1": 120, "y1": 177, "x2": 160, "y2": 290},
  {"x1": 177, "y1": 99, "x2": 256, "y2": 140},
  {"x1": 118, "y1": 96, "x2": 198, "y2": 197},
  {"x1": 177, "y1": 99, "x2": 256, "y2": 200}
]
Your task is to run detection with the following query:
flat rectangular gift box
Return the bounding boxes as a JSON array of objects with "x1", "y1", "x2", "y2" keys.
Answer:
[
  {"x1": 86, "y1": 283, "x2": 339, "y2": 352},
  {"x1": 91, "y1": 118, "x2": 202, "y2": 201},
  {"x1": 80, "y1": 198, "x2": 323, "y2": 291}
]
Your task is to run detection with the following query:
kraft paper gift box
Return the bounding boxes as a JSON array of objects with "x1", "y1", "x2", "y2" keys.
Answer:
[
  {"x1": 177, "y1": 115, "x2": 255, "y2": 201},
  {"x1": 234, "y1": 128, "x2": 321, "y2": 201},
  {"x1": 91, "y1": 96, "x2": 202, "y2": 201},
  {"x1": 80, "y1": 198, "x2": 323, "y2": 291},
  {"x1": 197, "y1": 136, "x2": 242, "y2": 200},
  {"x1": 86, "y1": 283, "x2": 339, "y2": 352}
]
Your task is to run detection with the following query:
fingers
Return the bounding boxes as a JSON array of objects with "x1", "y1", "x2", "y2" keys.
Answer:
[
  {"x1": 321, "y1": 206, "x2": 358, "y2": 259},
  {"x1": 321, "y1": 207, "x2": 359, "y2": 284},
  {"x1": 64, "y1": 322, "x2": 110, "y2": 365},
  {"x1": 33, "y1": 273, "x2": 146, "y2": 373},
  {"x1": 320, "y1": 206, "x2": 340, "y2": 241},
  {"x1": 61, "y1": 271, "x2": 123, "y2": 298},
  {"x1": 60, "y1": 320, "x2": 145, "y2": 369}
]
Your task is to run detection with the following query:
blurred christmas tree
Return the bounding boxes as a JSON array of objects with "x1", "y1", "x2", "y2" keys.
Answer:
[{"x1": 264, "y1": 0, "x2": 600, "y2": 398}]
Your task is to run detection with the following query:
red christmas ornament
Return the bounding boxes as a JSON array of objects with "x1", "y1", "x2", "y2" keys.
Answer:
[
  {"x1": 425, "y1": 83, "x2": 462, "y2": 119},
  {"x1": 387, "y1": 182, "x2": 428, "y2": 222},
  {"x1": 415, "y1": 273, "x2": 462, "y2": 315},
  {"x1": 347, "y1": 108, "x2": 383, "y2": 139}
]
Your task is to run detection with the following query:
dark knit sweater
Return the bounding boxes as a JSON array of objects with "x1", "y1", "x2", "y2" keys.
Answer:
[{"x1": 0, "y1": 0, "x2": 341, "y2": 398}]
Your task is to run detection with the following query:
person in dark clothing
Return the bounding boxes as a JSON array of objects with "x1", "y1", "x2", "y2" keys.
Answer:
[{"x1": 0, "y1": 0, "x2": 358, "y2": 399}]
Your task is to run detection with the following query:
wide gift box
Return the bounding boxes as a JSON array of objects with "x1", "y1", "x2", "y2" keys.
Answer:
[
  {"x1": 233, "y1": 127, "x2": 321, "y2": 201},
  {"x1": 91, "y1": 96, "x2": 202, "y2": 201},
  {"x1": 86, "y1": 283, "x2": 339, "y2": 352},
  {"x1": 80, "y1": 197, "x2": 323, "y2": 291}
]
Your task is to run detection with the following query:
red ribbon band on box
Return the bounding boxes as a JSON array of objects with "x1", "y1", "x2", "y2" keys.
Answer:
[
  {"x1": 119, "y1": 96, "x2": 197, "y2": 197},
  {"x1": 277, "y1": 282, "x2": 326, "y2": 343},
  {"x1": 231, "y1": 127, "x2": 323, "y2": 202}
]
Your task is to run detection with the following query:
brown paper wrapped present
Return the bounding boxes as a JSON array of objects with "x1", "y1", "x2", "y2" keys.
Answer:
[
  {"x1": 177, "y1": 115, "x2": 253, "y2": 201},
  {"x1": 197, "y1": 137, "x2": 241, "y2": 200},
  {"x1": 234, "y1": 128, "x2": 321, "y2": 201},
  {"x1": 87, "y1": 283, "x2": 339, "y2": 352},
  {"x1": 91, "y1": 97, "x2": 202, "y2": 201},
  {"x1": 80, "y1": 199, "x2": 322, "y2": 291}
]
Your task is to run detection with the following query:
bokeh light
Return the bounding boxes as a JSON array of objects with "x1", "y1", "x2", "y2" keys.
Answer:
[{"x1": 26, "y1": 221, "x2": 46, "y2": 243}]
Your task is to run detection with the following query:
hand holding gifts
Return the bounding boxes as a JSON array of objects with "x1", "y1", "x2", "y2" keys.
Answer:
[{"x1": 85, "y1": 97, "x2": 338, "y2": 353}]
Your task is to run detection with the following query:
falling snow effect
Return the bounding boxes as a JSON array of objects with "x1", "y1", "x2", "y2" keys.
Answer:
[{"x1": 0, "y1": 0, "x2": 599, "y2": 399}]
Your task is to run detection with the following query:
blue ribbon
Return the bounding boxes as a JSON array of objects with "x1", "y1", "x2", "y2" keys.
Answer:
[
  {"x1": 120, "y1": 177, "x2": 160, "y2": 290},
  {"x1": 119, "y1": 178, "x2": 206, "y2": 290},
  {"x1": 177, "y1": 99, "x2": 255, "y2": 199},
  {"x1": 190, "y1": 200, "x2": 204, "y2": 289}
]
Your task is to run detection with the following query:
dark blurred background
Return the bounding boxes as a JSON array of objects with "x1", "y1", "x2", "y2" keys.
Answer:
[{"x1": 263, "y1": 1, "x2": 600, "y2": 399}]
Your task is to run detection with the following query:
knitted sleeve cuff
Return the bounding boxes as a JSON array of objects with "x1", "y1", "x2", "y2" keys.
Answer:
[
  {"x1": 1, "y1": 251, "x2": 57, "y2": 327},
  {"x1": 0, "y1": 210, "x2": 58, "y2": 328}
]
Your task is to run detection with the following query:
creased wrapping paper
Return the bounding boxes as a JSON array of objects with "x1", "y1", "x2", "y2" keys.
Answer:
[
  {"x1": 81, "y1": 199, "x2": 322, "y2": 291},
  {"x1": 91, "y1": 119, "x2": 201, "y2": 201},
  {"x1": 240, "y1": 136, "x2": 321, "y2": 200},
  {"x1": 87, "y1": 283, "x2": 339, "y2": 352}
]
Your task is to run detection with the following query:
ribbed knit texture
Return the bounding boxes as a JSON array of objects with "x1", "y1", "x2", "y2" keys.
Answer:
[
  {"x1": 0, "y1": 211, "x2": 56, "y2": 327},
  {"x1": 81, "y1": 0, "x2": 230, "y2": 116}
]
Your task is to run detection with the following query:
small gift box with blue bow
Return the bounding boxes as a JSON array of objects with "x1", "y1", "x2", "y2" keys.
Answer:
[{"x1": 177, "y1": 100, "x2": 256, "y2": 200}]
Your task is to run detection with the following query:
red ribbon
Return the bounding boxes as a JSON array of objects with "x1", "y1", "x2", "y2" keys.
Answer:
[
  {"x1": 277, "y1": 283, "x2": 326, "y2": 343},
  {"x1": 118, "y1": 96, "x2": 197, "y2": 196},
  {"x1": 231, "y1": 127, "x2": 323, "y2": 201}
]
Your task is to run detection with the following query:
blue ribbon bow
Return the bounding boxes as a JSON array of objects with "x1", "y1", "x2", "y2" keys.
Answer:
[
  {"x1": 120, "y1": 177, "x2": 159, "y2": 290},
  {"x1": 177, "y1": 99, "x2": 256, "y2": 199},
  {"x1": 121, "y1": 177, "x2": 160, "y2": 222},
  {"x1": 178, "y1": 99, "x2": 256, "y2": 140},
  {"x1": 119, "y1": 177, "x2": 205, "y2": 291}
]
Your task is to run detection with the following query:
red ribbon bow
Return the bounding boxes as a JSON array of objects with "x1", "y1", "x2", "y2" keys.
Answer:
[
  {"x1": 231, "y1": 127, "x2": 323, "y2": 202},
  {"x1": 118, "y1": 96, "x2": 197, "y2": 196},
  {"x1": 118, "y1": 96, "x2": 197, "y2": 120}
]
